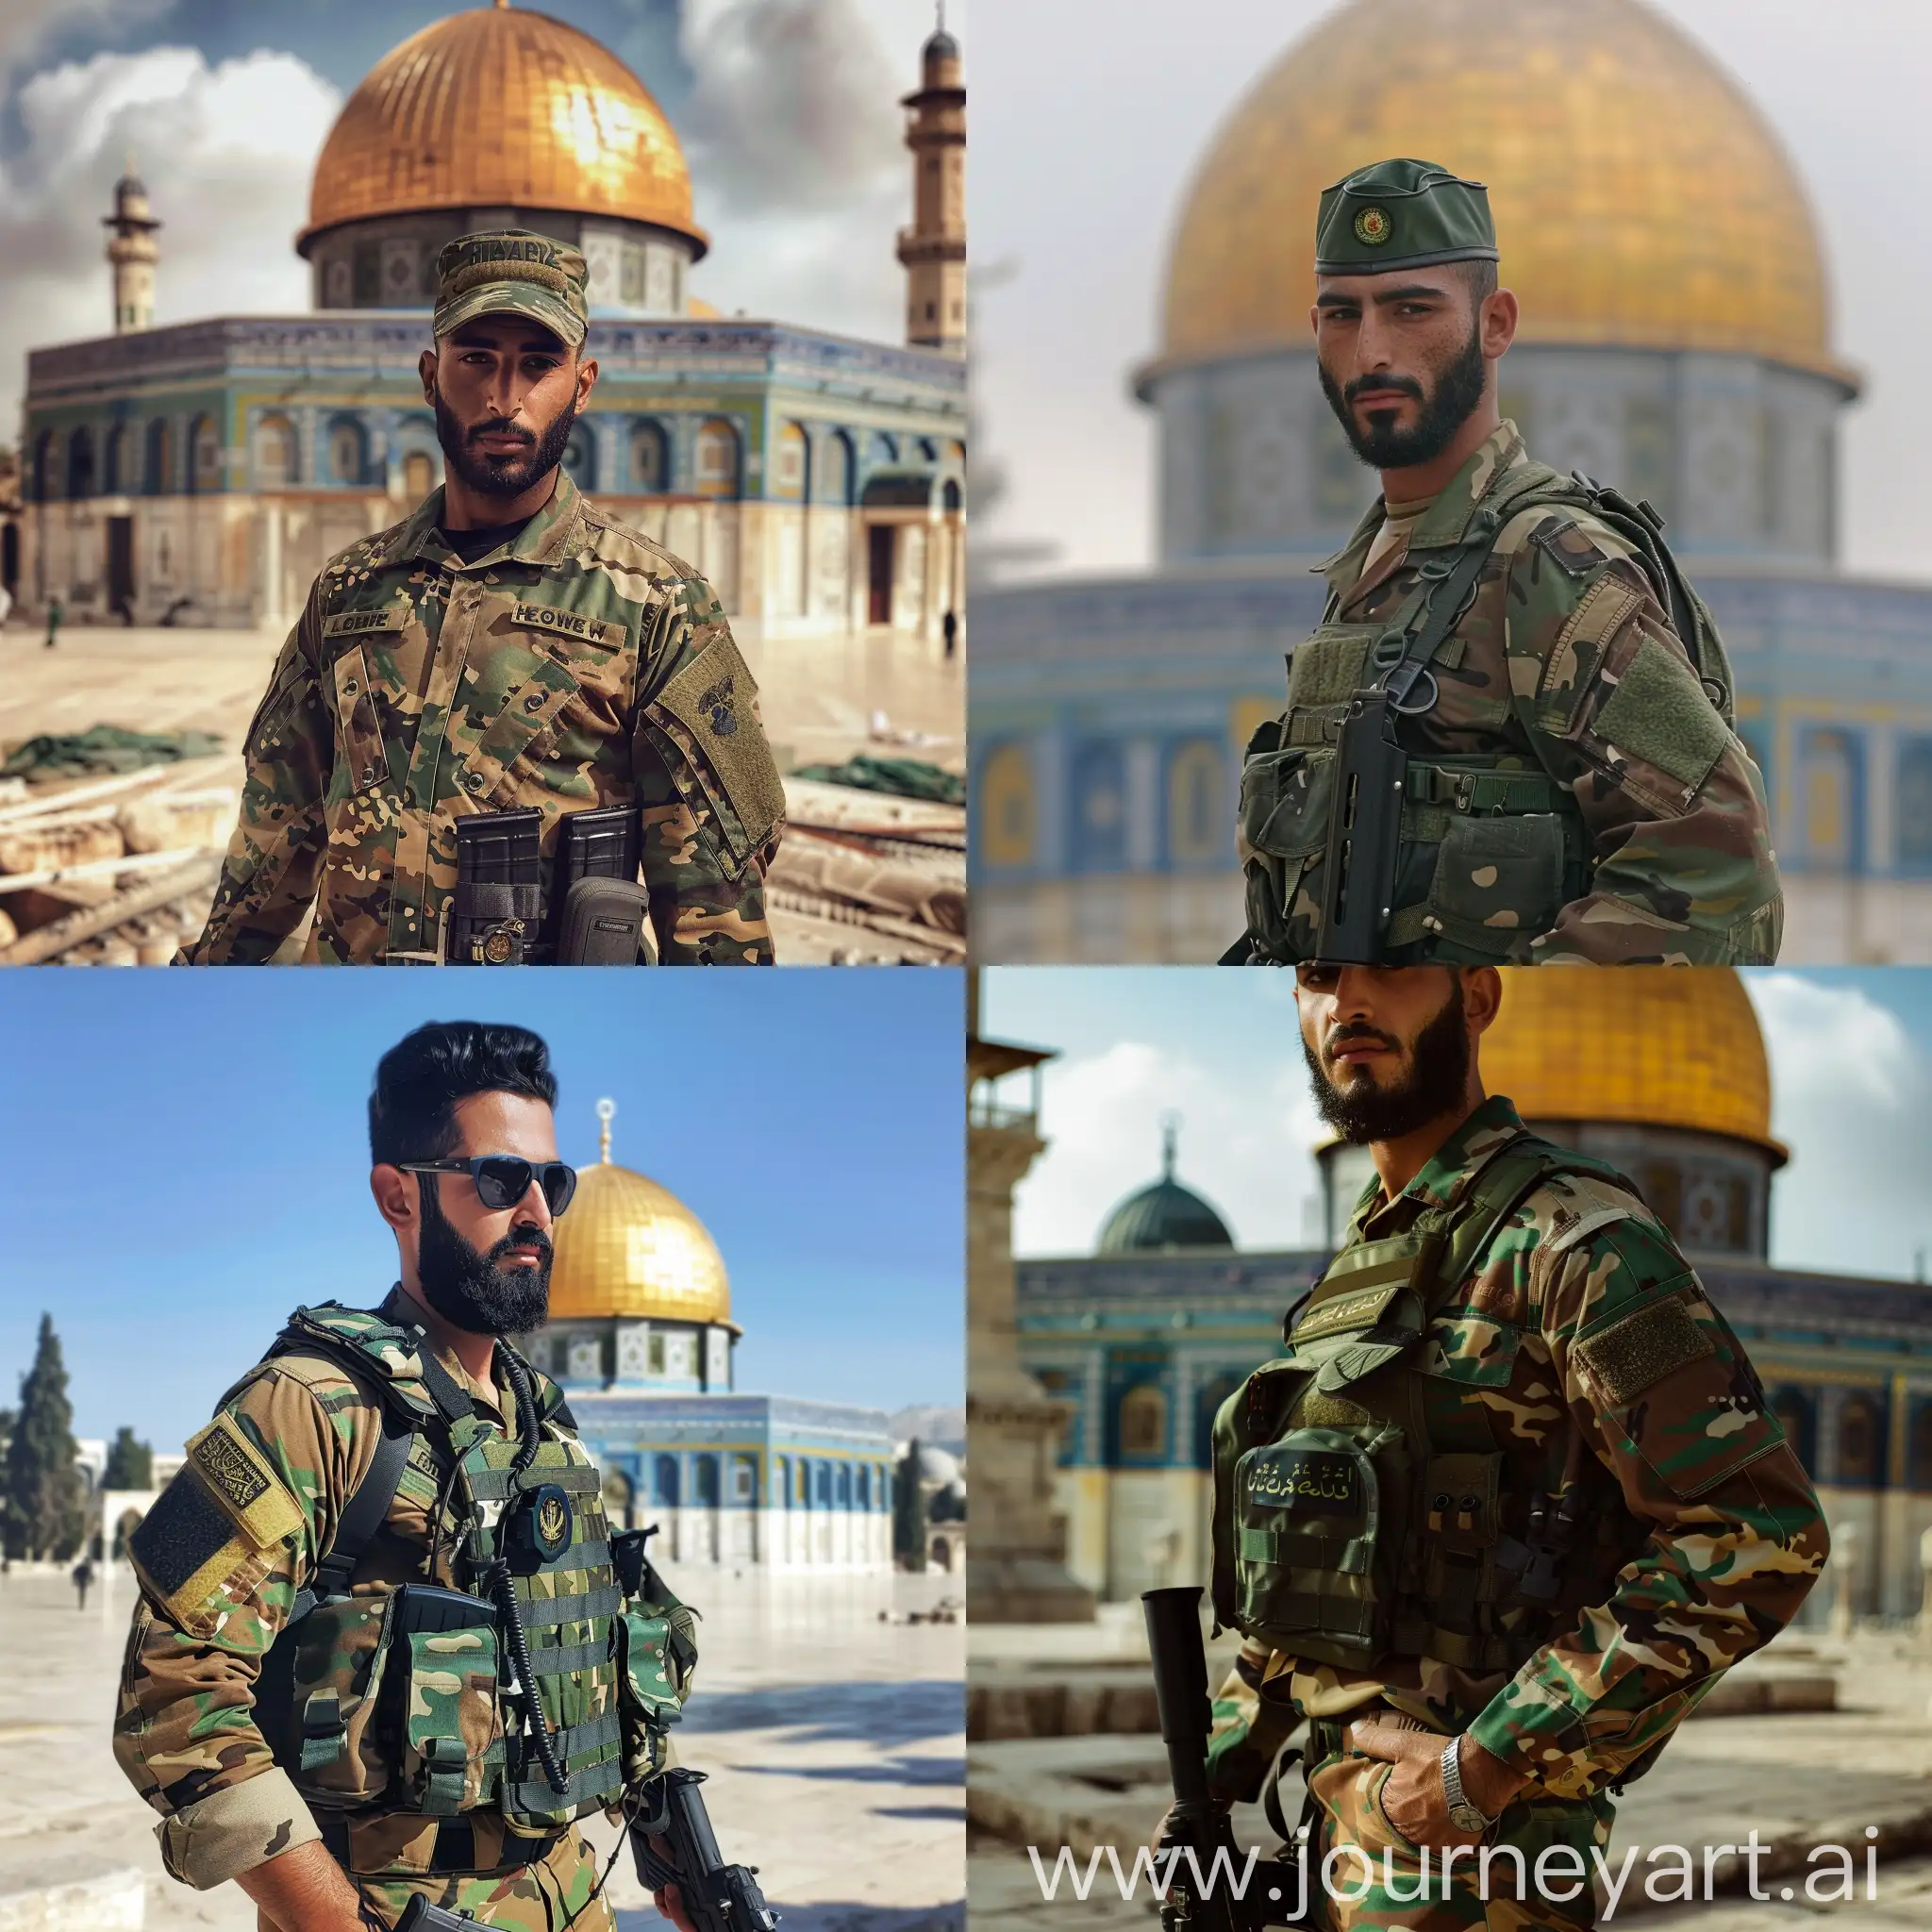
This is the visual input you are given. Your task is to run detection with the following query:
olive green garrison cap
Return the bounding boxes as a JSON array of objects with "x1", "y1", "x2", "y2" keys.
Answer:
[
  {"x1": 1315, "y1": 158, "x2": 1498, "y2": 275},
  {"x1": 432, "y1": 228, "x2": 590, "y2": 350}
]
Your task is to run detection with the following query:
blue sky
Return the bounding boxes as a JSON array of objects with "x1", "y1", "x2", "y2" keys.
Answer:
[
  {"x1": 0, "y1": 972, "x2": 963, "y2": 1451},
  {"x1": 983, "y1": 968, "x2": 1932, "y2": 1285}
]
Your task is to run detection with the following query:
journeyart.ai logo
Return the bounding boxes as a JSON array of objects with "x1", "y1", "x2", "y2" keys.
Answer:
[{"x1": 1025, "y1": 1826, "x2": 1886, "y2": 1919}]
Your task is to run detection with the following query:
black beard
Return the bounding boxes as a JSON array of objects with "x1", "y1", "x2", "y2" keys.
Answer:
[
  {"x1": 1304, "y1": 976, "x2": 1472, "y2": 1145},
  {"x1": 1320, "y1": 323, "x2": 1489, "y2": 471},
  {"x1": 434, "y1": 390, "x2": 577, "y2": 499},
  {"x1": 416, "y1": 1178, "x2": 553, "y2": 1337}
]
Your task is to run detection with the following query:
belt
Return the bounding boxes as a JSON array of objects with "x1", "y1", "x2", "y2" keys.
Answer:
[{"x1": 317, "y1": 1814, "x2": 560, "y2": 1876}]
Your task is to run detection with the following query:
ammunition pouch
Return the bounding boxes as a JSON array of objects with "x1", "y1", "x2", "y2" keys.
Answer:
[{"x1": 448, "y1": 804, "x2": 655, "y2": 965}]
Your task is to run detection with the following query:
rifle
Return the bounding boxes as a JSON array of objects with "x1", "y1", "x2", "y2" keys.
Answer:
[
  {"x1": 629, "y1": 1767, "x2": 778, "y2": 1932},
  {"x1": 1141, "y1": 1586, "x2": 1309, "y2": 1932}
]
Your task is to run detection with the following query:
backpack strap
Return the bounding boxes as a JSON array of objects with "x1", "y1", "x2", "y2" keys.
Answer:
[{"x1": 289, "y1": 1407, "x2": 413, "y2": 1621}]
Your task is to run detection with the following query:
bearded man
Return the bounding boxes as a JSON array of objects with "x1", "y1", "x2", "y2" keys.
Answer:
[
  {"x1": 1177, "y1": 965, "x2": 1826, "y2": 1929},
  {"x1": 181, "y1": 230, "x2": 783, "y2": 965},
  {"x1": 1226, "y1": 161, "x2": 1782, "y2": 966},
  {"x1": 114, "y1": 1021, "x2": 701, "y2": 1931}
]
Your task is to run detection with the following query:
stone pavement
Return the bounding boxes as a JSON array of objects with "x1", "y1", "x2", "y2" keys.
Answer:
[
  {"x1": 0, "y1": 1559, "x2": 962, "y2": 1932},
  {"x1": 967, "y1": 1625, "x2": 1932, "y2": 1930}
]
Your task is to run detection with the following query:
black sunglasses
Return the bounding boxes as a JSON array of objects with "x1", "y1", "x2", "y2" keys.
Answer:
[{"x1": 399, "y1": 1156, "x2": 578, "y2": 1215}]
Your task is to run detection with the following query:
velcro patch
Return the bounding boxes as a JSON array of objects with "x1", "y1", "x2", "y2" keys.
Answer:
[
  {"x1": 186, "y1": 1415, "x2": 306, "y2": 1551},
  {"x1": 1245, "y1": 1449, "x2": 1359, "y2": 1516},
  {"x1": 127, "y1": 1471, "x2": 253, "y2": 1627},
  {"x1": 322, "y1": 605, "x2": 409, "y2": 638},
  {"x1": 649, "y1": 634, "x2": 787, "y2": 850},
  {"x1": 1574, "y1": 1291, "x2": 1715, "y2": 1408},
  {"x1": 1590, "y1": 633, "x2": 1732, "y2": 792},
  {"x1": 512, "y1": 602, "x2": 625, "y2": 650},
  {"x1": 1293, "y1": 1282, "x2": 1404, "y2": 1344}
]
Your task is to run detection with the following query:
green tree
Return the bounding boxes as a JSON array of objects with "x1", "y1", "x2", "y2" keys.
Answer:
[
  {"x1": 892, "y1": 1437, "x2": 930, "y2": 1571},
  {"x1": 4, "y1": 1315, "x2": 83, "y2": 1560},
  {"x1": 102, "y1": 1425, "x2": 152, "y2": 1491}
]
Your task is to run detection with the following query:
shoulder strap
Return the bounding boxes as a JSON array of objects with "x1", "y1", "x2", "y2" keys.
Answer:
[{"x1": 289, "y1": 1407, "x2": 414, "y2": 1621}]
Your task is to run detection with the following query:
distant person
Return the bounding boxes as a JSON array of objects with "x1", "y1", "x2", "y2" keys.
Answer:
[
  {"x1": 178, "y1": 231, "x2": 783, "y2": 967},
  {"x1": 941, "y1": 608, "x2": 958, "y2": 658},
  {"x1": 1225, "y1": 159, "x2": 1781, "y2": 967},
  {"x1": 0, "y1": 582, "x2": 13, "y2": 628},
  {"x1": 71, "y1": 1558, "x2": 92, "y2": 1608},
  {"x1": 43, "y1": 593, "x2": 61, "y2": 649}
]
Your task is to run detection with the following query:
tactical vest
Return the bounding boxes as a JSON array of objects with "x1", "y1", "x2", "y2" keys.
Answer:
[
  {"x1": 1235, "y1": 463, "x2": 1739, "y2": 965},
  {"x1": 1210, "y1": 1132, "x2": 1651, "y2": 1679},
  {"x1": 253, "y1": 1303, "x2": 694, "y2": 1834}
]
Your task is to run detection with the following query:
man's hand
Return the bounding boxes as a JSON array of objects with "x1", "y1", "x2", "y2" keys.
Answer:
[
  {"x1": 1145, "y1": 1794, "x2": 1232, "y2": 1864},
  {"x1": 649, "y1": 1837, "x2": 699, "y2": 1932},
  {"x1": 1347, "y1": 1720, "x2": 1528, "y2": 1852}
]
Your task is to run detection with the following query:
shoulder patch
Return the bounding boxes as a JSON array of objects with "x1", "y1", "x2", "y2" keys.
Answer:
[
  {"x1": 511, "y1": 601, "x2": 625, "y2": 650},
  {"x1": 649, "y1": 632, "x2": 787, "y2": 851},
  {"x1": 1573, "y1": 1289, "x2": 1714, "y2": 1408},
  {"x1": 187, "y1": 1414, "x2": 307, "y2": 1550}
]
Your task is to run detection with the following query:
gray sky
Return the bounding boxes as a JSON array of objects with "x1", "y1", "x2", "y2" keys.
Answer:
[
  {"x1": 983, "y1": 969, "x2": 1932, "y2": 1286},
  {"x1": 971, "y1": 0, "x2": 1932, "y2": 585}
]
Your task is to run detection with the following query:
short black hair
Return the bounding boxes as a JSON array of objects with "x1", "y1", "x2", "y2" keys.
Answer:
[
  {"x1": 369, "y1": 1021, "x2": 558, "y2": 1166},
  {"x1": 1460, "y1": 258, "x2": 1499, "y2": 308}
]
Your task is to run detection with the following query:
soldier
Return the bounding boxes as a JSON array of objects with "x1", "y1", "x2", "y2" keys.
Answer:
[
  {"x1": 1187, "y1": 965, "x2": 1826, "y2": 1928},
  {"x1": 179, "y1": 230, "x2": 784, "y2": 966},
  {"x1": 114, "y1": 1021, "x2": 699, "y2": 1931},
  {"x1": 1227, "y1": 160, "x2": 1782, "y2": 967}
]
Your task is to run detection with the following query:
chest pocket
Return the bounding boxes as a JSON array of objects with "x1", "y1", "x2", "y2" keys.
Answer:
[
  {"x1": 455, "y1": 626, "x2": 593, "y2": 809},
  {"x1": 330, "y1": 645, "x2": 387, "y2": 797}
]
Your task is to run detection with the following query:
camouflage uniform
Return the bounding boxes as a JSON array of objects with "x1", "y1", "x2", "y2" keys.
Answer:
[
  {"x1": 179, "y1": 473, "x2": 783, "y2": 966},
  {"x1": 113, "y1": 1289, "x2": 646, "y2": 1930},
  {"x1": 179, "y1": 225, "x2": 784, "y2": 967},
  {"x1": 1206, "y1": 1096, "x2": 1826, "y2": 1929}
]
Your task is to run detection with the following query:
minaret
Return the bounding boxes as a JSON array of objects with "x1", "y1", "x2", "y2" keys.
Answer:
[
  {"x1": 102, "y1": 162, "x2": 161, "y2": 334},
  {"x1": 895, "y1": 9, "x2": 965, "y2": 356}
]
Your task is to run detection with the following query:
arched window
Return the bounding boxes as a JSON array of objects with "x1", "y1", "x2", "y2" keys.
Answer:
[
  {"x1": 190, "y1": 416, "x2": 222, "y2": 493},
  {"x1": 1837, "y1": 1394, "x2": 1880, "y2": 1487},
  {"x1": 1166, "y1": 740, "x2": 1225, "y2": 867},
  {"x1": 694, "y1": 1454, "x2": 721, "y2": 1507},
  {"x1": 977, "y1": 742, "x2": 1037, "y2": 869},
  {"x1": 814, "y1": 1461, "x2": 832, "y2": 1507},
  {"x1": 942, "y1": 477, "x2": 962, "y2": 512},
  {"x1": 1898, "y1": 740, "x2": 1932, "y2": 875},
  {"x1": 402, "y1": 451, "x2": 437, "y2": 505},
  {"x1": 1072, "y1": 740, "x2": 1128, "y2": 873},
  {"x1": 67, "y1": 426, "x2": 95, "y2": 500},
  {"x1": 1119, "y1": 1383, "x2": 1168, "y2": 1460},
  {"x1": 631, "y1": 419, "x2": 668, "y2": 492},
  {"x1": 796, "y1": 1459, "x2": 811, "y2": 1506},
  {"x1": 836, "y1": 1463, "x2": 853, "y2": 1508},
  {"x1": 732, "y1": 1456, "x2": 757, "y2": 1505},
  {"x1": 144, "y1": 419, "x2": 172, "y2": 497},
  {"x1": 1800, "y1": 727, "x2": 1863, "y2": 874},
  {"x1": 654, "y1": 1454, "x2": 680, "y2": 1507},
  {"x1": 774, "y1": 1456, "x2": 791, "y2": 1508},
  {"x1": 866, "y1": 431, "x2": 897, "y2": 470},
  {"x1": 1770, "y1": 1389, "x2": 1814, "y2": 1474},
  {"x1": 255, "y1": 414, "x2": 296, "y2": 489},
  {"x1": 562, "y1": 422, "x2": 597, "y2": 492},
  {"x1": 772, "y1": 421, "x2": 808, "y2": 501},
  {"x1": 1909, "y1": 1406, "x2": 1932, "y2": 1492},
  {"x1": 856, "y1": 1466, "x2": 871, "y2": 1509},
  {"x1": 104, "y1": 424, "x2": 128, "y2": 494},
  {"x1": 32, "y1": 430, "x2": 58, "y2": 503},
  {"x1": 327, "y1": 417, "x2": 367, "y2": 487},
  {"x1": 692, "y1": 417, "x2": 740, "y2": 498},
  {"x1": 821, "y1": 431, "x2": 853, "y2": 507}
]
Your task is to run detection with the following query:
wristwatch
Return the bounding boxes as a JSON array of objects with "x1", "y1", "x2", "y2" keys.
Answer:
[{"x1": 1440, "y1": 1735, "x2": 1493, "y2": 1834}]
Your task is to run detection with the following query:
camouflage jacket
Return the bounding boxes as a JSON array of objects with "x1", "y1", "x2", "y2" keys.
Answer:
[
  {"x1": 112, "y1": 1289, "x2": 632, "y2": 1889},
  {"x1": 1237, "y1": 421, "x2": 1782, "y2": 965},
  {"x1": 178, "y1": 475, "x2": 785, "y2": 965},
  {"x1": 1207, "y1": 1096, "x2": 1825, "y2": 1805}
]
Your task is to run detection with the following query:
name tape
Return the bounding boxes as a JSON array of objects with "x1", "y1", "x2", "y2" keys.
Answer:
[{"x1": 513, "y1": 602, "x2": 624, "y2": 649}]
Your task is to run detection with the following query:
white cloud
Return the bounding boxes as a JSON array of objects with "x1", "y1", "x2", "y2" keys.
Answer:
[
  {"x1": 1013, "y1": 1036, "x2": 1328, "y2": 1257},
  {"x1": 0, "y1": 0, "x2": 171, "y2": 76},
  {"x1": 0, "y1": 46, "x2": 341, "y2": 439},
  {"x1": 1746, "y1": 973, "x2": 1932, "y2": 1279}
]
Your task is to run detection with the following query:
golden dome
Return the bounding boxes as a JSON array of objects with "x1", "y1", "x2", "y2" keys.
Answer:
[
  {"x1": 301, "y1": 2, "x2": 706, "y2": 256},
  {"x1": 1484, "y1": 969, "x2": 1783, "y2": 1161},
  {"x1": 547, "y1": 1102, "x2": 734, "y2": 1327},
  {"x1": 1160, "y1": 0, "x2": 1846, "y2": 384}
]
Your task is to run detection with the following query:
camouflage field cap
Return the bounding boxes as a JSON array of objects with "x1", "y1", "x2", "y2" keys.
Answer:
[
  {"x1": 432, "y1": 228, "x2": 590, "y2": 350},
  {"x1": 1315, "y1": 158, "x2": 1498, "y2": 275}
]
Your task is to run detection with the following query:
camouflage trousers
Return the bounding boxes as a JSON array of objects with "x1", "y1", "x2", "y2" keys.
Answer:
[
  {"x1": 257, "y1": 1825, "x2": 615, "y2": 1932},
  {"x1": 1302, "y1": 1743, "x2": 1614, "y2": 1931}
]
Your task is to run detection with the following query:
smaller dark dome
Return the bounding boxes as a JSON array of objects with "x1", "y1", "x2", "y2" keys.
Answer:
[
  {"x1": 924, "y1": 28, "x2": 959, "y2": 59},
  {"x1": 115, "y1": 174, "x2": 148, "y2": 198},
  {"x1": 1098, "y1": 1178, "x2": 1234, "y2": 1255}
]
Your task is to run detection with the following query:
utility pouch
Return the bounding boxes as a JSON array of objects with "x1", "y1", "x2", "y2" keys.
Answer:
[
  {"x1": 615, "y1": 1609, "x2": 685, "y2": 1783},
  {"x1": 391, "y1": 1584, "x2": 503, "y2": 1816},
  {"x1": 264, "y1": 1595, "x2": 396, "y2": 1801},
  {"x1": 1237, "y1": 734, "x2": 1335, "y2": 962},
  {"x1": 450, "y1": 808, "x2": 543, "y2": 965},
  {"x1": 557, "y1": 877, "x2": 654, "y2": 965},
  {"x1": 1418, "y1": 1452, "x2": 1505, "y2": 1641},
  {"x1": 1231, "y1": 1423, "x2": 1414, "y2": 1666},
  {"x1": 1316, "y1": 691, "x2": 1407, "y2": 964}
]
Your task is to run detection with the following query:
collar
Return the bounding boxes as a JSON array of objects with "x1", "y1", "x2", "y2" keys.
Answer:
[
  {"x1": 378, "y1": 1284, "x2": 510, "y2": 1424},
  {"x1": 375, "y1": 470, "x2": 584, "y2": 574},
  {"x1": 1353, "y1": 1093, "x2": 1530, "y2": 1239}
]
